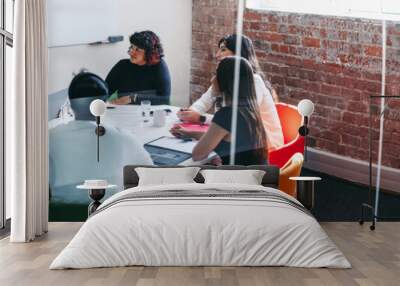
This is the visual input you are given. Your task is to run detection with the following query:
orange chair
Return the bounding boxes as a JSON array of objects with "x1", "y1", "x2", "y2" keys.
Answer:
[
  {"x1": 278, "y1": 153, "x2": 304, "y2": 197},
  {"x1": 268, "y1": 103, "x2": 305, "y2": 168}
]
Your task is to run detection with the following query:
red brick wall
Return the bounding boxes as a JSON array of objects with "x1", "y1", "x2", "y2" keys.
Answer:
[
  {"x1": 191, "y1": 0, "x2": 236, "y2": 102},
  {"x1": 191, "y1": 2, "x2": 400, "y2": 169}
]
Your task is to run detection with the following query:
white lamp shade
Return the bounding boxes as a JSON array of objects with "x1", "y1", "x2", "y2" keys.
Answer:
[
  {"x1": 89, "y1": 99, "x2": 106, "y2": 117},
  {"x1": 297, "y1": 99, "x2": 314, "y2": 117}
]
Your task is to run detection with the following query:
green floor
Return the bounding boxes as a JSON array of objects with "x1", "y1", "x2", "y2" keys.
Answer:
[{"x1": 49, "y1": 168, "x2": 400, "y2": 222}]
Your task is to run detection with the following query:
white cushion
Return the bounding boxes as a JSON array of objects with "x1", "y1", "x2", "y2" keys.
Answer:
[
  {"x1": 200, "y1": 169, "x2": 266, "y2": 185},
  {"x1": 136, "y1": 167, "x2": 201, "y2": 186}
]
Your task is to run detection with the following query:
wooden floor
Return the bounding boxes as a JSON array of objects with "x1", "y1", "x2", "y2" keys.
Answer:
[{"x1": 0, "y1": 222, "x2": 399, "y2": 286}]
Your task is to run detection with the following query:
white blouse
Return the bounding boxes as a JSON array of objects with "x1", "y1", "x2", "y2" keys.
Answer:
[{"x1": 190, "y1": 74, "x2": 284, "y2": 150}]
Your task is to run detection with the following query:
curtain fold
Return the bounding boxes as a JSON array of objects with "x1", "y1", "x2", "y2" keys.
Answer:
[{"x1": 9, "y1": 0, "x2": 48, "y2": 242}]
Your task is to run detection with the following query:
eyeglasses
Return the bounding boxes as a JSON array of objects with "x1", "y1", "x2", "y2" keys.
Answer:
[{"x1": 128, "y1": 45, "x2": 145, "y2": 54}]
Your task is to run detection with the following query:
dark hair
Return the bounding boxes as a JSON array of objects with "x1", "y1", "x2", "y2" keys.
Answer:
[
  {"x1": 218, "y1": 34, "x2": 262, "y2": 75},
  {"x1": 129, "y1": 30, "x2": 164, "y2": 65},
  {"x1": 216, "y1": 56, "x2": 267, "y2": 158},
  {"x1": 218, "y1": 34, "x2": 278, "y2": 102},
  {"x1": 68, "y1": 71, "x2": 109, "y2": 120},
  {"x1": 68, "y1": 71, "x2": 108, "y2": 99}
]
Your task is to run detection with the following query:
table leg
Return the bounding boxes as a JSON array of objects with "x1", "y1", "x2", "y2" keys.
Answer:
[
  {"x1": 296, "y1": 181, "x2": 315, "y2": 210},
  {"x1": 88, "y1": 189, "x2": 105, "y2": 216}
]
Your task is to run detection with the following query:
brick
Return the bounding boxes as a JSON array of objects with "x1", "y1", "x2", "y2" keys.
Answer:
[
  {"x1": 271, "y1": 75, "x2": 285, "y2": 85},
  {"x1": 266, "y1": 14, "x2": 279, "y2": 23},
  {"x1": 249, "y1": 22, "x2": 260, "y2": 30},
  {"x1": 262, "y1": 33, "x2": 285, "y2": 43},
  {"x1": 319, "y1": 28, "x2": 327, "y2": 38},
  {"x1": 302, "y1": 59, "x2": 318, "y2": 70},
  {"x1": 364, "y1": 45, "x2": 382, "y2": 57},
  {"x1": 342, "y1": 111, "x2": 366, "y2": 126},
  {"x1": 320, "y1": 63, "x2": 342, "y2": 74},
  {"x1": 279, "y1": 45, "x2": 290, "y2": 54},
  {"x1": 388, "y1": 99, "x2": 400, "y2": 109},
  {"x1": 347, "y1": 101, "x2": 368, "y2": 113},
  {"x1": 341, "y1": 88, "x2": 361, "y2": 101},
  {"x1": 349, "y1": 44, "x2": 363, "y2": 55},
  {"x1": 362, "y1": 71, "x2": 381, "y2": 81},
  {"x1": 321, "y1": 84, "x2": 341, "y2": 96},
  {"x1": 288, "y1": 25, "x2": 299, "y2": 34},
  {"x1": 341, "y1": 134, "x2": 361, "y2": 148},
  {"x1": 302, "y1": 37, "x2": 321, "y2": 48},
  {"x1": 245, "y1": 11, "x2": 262, "y2": 21},
  {"x1": 283, "y1": 35, "x2": 301, "y2": 45},
  {"x1": 260, "y1": 23, "x2": 278, "y2": 32},
  {"x1": 271, "y1": 43, "x2": 280, "y2": 52}
]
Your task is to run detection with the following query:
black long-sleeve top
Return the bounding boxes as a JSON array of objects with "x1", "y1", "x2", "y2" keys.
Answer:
[{"x1": 105, "y1": 58, "x2": 171, "y2": 105}]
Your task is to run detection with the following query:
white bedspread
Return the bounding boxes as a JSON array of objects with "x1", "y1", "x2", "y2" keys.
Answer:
[{"x1": 50, "y1": 183, "x2": 351, "y2": 269}]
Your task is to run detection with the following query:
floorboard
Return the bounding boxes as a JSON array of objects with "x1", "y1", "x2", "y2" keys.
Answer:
[{"x1": 0, "y1": 222, "x2": 399, "y2": 286}]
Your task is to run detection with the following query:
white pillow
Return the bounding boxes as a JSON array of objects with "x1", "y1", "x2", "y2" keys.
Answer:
[
  {"x1": 135, "y1": 167, "x2": 201, "y2": 186},
  {"x1": 200, "y1": 169, "x2": 266, "y2": 185}
]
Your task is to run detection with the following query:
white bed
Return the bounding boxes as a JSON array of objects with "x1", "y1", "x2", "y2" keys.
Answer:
[{"x1": 50, "y1": 182, "x2": 350, "y2": 269}]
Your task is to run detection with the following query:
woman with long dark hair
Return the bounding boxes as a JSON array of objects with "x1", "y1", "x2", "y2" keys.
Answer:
[
  {"x1": 174, "y1": 56, "x2": 267, "y2": 165},
  {"x1": 106, "y1": 30, "x2": 171, "y2": 105},
  {"x1": 177, "y1": 34, "x2": 283, "y2": 150}
]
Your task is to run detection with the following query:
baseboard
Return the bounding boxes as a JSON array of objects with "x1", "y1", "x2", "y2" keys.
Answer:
[{"x1": 305, "y1": 148, "x2": 400, "y2": 194}]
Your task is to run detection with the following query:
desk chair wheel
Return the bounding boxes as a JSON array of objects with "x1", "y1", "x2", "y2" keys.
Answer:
[
  {"x1": 370, "y1": 225, "x2": 375, "y2": 231},
  {"x1": 359, "y1": 220, "x2": 364, "y2": 225}
]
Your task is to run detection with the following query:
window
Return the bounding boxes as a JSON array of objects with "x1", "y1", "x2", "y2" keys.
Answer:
[
  {"x1": 247, "y1": 0, "x2": 400, "y2": 21},
  {"x1": 1, "y1": 0, "x2": 14, "y2": 229}
]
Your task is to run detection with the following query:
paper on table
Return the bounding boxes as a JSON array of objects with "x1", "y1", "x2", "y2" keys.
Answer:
[{"x1": 146, "y1": 136, "x2": 198, "y2": 154}]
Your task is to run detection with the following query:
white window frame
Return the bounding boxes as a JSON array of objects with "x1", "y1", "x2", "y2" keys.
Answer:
[
  {"x1": 246, "y1": 0, "x2": 400, "y2": 21},
  {"x1": 0, "y1": 0, "x2": 13, "y2": 230}
]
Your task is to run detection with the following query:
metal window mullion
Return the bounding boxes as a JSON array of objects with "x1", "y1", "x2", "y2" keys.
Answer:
[
  {"x1": 1, "y1": 0, "x2": 4, "y2": 30},
  {"x1": 0, "y1": 33, "x2": 4, "y2": 229}
]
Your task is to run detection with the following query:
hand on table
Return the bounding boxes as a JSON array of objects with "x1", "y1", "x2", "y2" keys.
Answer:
[
  {"x1": 210, "y1": 156, "x2": 222, "y2": 166},
  {"x1": 110, "y1": 96, "x2": 132, "y2": 105},
  {"x1": 170, "y1": 125, "x2": 205, "y2": 141},
  {"x1": 170, "y1": 125, "x2": 193, "y2": 138},
  {"x1": 177, "y1": 109, "x2": 200, "y2": 123}
]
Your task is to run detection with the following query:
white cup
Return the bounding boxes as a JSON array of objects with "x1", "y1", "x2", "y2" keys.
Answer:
[
  {"x1": 153, "y1": 109, "x2": 166, "y2": 127},
  {"x1": 141, "y1": 100, "x2": 151, "y2": 124}
]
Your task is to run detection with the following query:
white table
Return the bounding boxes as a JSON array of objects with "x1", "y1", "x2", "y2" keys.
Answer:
[{"x1": 102, "y1": 104, "x2": 214, "y2": 165}]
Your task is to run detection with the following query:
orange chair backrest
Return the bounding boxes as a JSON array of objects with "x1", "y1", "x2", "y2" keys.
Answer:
[
  {"x1": 279, "y1": 153, "x2": 304, "y2": 197},
  {"x1": 276, "y1": 103, "x2": 303, "y2": 144}
]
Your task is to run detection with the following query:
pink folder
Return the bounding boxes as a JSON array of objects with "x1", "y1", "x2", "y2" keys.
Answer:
[{"x1": 174, "y1": 123, "x2": 209, "y2": 132}]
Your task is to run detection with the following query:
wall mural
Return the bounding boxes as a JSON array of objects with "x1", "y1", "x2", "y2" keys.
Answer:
[{"x1": 48, "y1": 0, "x2": 400, "y2": 222}]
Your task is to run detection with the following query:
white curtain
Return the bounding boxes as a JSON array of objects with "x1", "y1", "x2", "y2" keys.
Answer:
[{"x1": 7, "y1": 0, "x2": 48, "y2": 242}]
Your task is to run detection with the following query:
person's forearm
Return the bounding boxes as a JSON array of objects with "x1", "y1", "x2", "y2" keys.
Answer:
[
  {"x1": 190, "y1": 87, "x2": 215, "y2": 114},
  {"x1": 189, "y1": 131, "x2": 205, "y2": 141}
]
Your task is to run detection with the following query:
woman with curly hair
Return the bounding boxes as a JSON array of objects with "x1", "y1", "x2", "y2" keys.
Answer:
[{"x1": 106, "y1": 30, "x2": 171, "y2": 105}]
